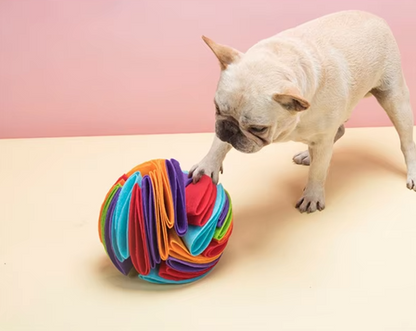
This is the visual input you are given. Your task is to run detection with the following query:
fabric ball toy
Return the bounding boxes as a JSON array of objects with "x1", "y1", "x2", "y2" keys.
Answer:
[{"x1": 98, "y1": 159, "x2": 233, "y2": 284}]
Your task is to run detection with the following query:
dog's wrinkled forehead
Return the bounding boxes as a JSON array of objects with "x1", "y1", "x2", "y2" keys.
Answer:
[
  {"x1": 215, "y1": 68, "x2": 243, "y2": 108},
  {"x1": 215, "y1": 69, "x2": 256, "y2": 114},
  {"x1": 214, "y1": 68, "x2": 276, "y2": 126}
]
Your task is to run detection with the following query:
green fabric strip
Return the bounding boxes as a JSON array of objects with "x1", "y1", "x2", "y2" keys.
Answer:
[
  {"x1": 100, "y1": 183, "x2": 122, "y2": 252},
  {"x1": 213, "y1": 190, "x2": 232, "y2": 241}
]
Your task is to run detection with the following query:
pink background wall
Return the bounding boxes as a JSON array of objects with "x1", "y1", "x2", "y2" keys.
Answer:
[{"x1": 1, "y1": 0, "x2": 415, "y2": 139}]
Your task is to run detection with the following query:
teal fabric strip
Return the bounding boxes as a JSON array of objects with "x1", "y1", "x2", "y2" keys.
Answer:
[
  {"x1": 112, "y1": 172, "x2": 142, "y2": 262},
  {"x1": 139, "y1": 267, "x2": 210, "y2": 285}
]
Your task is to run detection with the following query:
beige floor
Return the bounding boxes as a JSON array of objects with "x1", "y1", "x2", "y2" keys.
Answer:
[{"x1": 0, "y1": 126, "x2": 415, "y2": 331}]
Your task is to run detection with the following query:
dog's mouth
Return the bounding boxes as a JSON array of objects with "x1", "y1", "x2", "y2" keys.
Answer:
[
  {"x1": 232, "y1": 142, "x2": 261, "y2": 154},
  {"x1": 217, "y1": 134, "x2": 261, "y2": 153},
  {"x1": 215, "y1": 120, "x2": 263, "y2": 154}
]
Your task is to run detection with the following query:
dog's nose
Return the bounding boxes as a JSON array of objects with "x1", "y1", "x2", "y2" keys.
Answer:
[{"x1": 215, "y1": 120, "x2": 239, "y2": 143}]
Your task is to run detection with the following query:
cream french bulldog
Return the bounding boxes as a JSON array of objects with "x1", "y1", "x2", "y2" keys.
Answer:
[{"x1": 189, "y1": 10, "x2": 416, "y2": 213}]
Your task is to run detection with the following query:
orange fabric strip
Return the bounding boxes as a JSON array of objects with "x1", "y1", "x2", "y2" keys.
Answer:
[
  {"x1": 126, "y1": 159, "x2": 175, "y2": 261},
  {"x1": 168, "y1": 229, "x2": 221, "y2": 264}
]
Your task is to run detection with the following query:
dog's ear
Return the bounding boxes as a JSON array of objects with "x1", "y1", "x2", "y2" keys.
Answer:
[
  {"x1": 202, "y1": 36, "x2": 243, "y2": 70},
  {"x1": 273, "y1": 88, "x2": 310, "y2": 111}
]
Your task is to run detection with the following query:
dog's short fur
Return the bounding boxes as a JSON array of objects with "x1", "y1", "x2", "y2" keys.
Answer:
[{"x1": 189, "y1": 10, "x2": 416, "y2": 213}]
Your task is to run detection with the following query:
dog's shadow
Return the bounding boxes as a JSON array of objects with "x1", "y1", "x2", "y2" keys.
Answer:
[
  {"x1": 214, "y1": 145, "x2": 406, "y2": 272},
  {"x1": 93, "y1": 145, "x2": 406, "y2": 289}
]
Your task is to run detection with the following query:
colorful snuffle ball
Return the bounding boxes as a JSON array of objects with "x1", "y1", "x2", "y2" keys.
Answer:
[{"x1": 98, "y1": 159, "x2": 234, "y2": 284}]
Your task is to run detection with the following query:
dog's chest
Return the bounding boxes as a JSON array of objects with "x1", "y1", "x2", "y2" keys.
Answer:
[{"x1": 286, "y1": 121, "x2": 325, "y2": 144}]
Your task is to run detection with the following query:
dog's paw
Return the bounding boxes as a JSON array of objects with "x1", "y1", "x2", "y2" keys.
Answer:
[
  {"x1": 293, "y1": 150, "x2": 310, "y2": 166},
  {"x1": 295, "y1": 191, "x2": 325, "y2": 213},
  {"x1": 188, "y1": 157, "x2": 223, "y2": 184},
  {"x1": 406, "y1": 173, "x2": 416, "y2": 191}
]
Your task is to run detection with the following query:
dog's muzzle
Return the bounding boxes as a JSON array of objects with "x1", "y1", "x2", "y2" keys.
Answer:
[
  {"x1": 215, "y1": 119, "x2": 260, "y2": 154},
  {"x1": 215, "y1": 119, "x2": 240, "y2": 143}
]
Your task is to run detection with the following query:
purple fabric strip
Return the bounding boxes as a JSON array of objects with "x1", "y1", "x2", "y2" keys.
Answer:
[
  {"x1": 168, "y1": 159, "x2": 187, "y2": 236},
  {"x1": 183, "y1": 172, "x2": 193, "y2": 187},
  {"x1": 166, "y1": 256, "x2": 221, "y2": 273},
  {"x1": 141, "y1": 175, "x2": 160, "y2": 269},
  {"x1": 104, "y1": 188, "x2": 133, "y2": 275},
  {"x1": 165, "y1": 160, "x2": 180, "y2": 235},
  {"x1": 217, "y1": 193, "x2": 230, "y2": 227},
  {"x1": 166, "y1": 160, "x2": 177, "y2": 209}
]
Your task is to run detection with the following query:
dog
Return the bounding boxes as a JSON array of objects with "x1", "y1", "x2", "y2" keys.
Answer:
[{"x1": 189, "y1": 10, "x2": 416, "y2": 213}]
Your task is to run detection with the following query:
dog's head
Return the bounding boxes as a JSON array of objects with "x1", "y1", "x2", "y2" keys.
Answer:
[{"x1": 203, "y1": 36, "x2": 310, "y2": 153}]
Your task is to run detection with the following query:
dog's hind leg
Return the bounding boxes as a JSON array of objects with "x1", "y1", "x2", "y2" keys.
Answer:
[{"x1": 372, "y1": 76, "x2": 416, "y2": 191}]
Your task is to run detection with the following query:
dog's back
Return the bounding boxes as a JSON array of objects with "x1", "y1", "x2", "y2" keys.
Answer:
[
  {"x1": 247, "y1": 10, "x2": 400, "y2": 122},
  {"x1": 282, "y1": 11, "x2": 400, "y2": 97}
]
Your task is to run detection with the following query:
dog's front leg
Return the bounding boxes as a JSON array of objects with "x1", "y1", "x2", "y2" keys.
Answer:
[
  {"x1": 296, "y1": 137, "x2": 334, "y2": 213},
  {"x1": 189, "y1": 135, "x2": 232, "y2": 184}
]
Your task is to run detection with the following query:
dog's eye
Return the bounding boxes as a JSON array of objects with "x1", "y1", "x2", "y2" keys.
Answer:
[
  {"x1": 250, "y1": 126, "x2": 267, "y2": 134},
  {"x1": 215, "y1": 104, "x2": 221, "y2": 115}
]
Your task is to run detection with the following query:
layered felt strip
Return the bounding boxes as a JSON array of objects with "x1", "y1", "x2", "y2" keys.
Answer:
[{"x1": 98, "y1": 159, "x2": 233, "y2": 284}]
